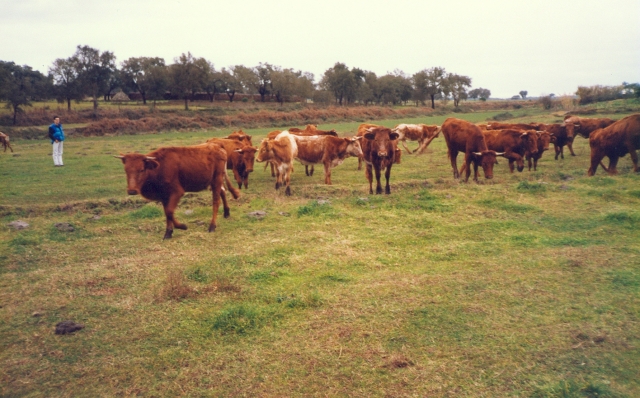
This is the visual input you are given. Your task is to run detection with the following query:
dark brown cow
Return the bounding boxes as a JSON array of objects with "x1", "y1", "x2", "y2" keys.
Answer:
[
  {"x1": 360, "y1": 125, "x2": 399, "y2": 194},
  {"x1": 525, "y1": 131, "x2": 554, "y2": 171},
  {"x1": 294, "y1": 135, "x2": 363, "y2": 184},
  {"x1": 0, "y1": 132, "x2": 14, "y2": 153},
  {"x1": 115, "y1": 143, "x2": 240, "y2": 239},
  {"x1": 564, "y1": 116, "x2": 615, "y2": 156},
  {"x1": 441, "y1": 118, "x2": 503, "y2": 182},
  {"x1": 206, "y1": 138, "x2": 257, "y2": 189},
  {"x1": 483, "y1": 129, "x2": 538, "y2": 172},
  {"x1": 356, "y1": 124, "x2": 403, "y2": 171},
  {"x1": 256, "y1": 131, "x2": 297, "y2": 195},
  {"x1": 392, "y1": 123, "x2": 440, "y2": 154},
  {"x1": 588, "y1": 114, "x2": 640, "y2": 176},
  {"x1": 541, "y1": 123, "x2": 572, "y2": 159}
]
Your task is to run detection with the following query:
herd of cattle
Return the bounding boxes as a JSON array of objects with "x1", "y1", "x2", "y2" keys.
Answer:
[{"x1": 109, "y1": 113, "x2": 640, "y2": 239}]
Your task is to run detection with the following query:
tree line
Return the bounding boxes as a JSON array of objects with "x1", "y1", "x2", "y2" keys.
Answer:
[{"x1": 0, "y1": 45, "x2": 497, "y2": 124}]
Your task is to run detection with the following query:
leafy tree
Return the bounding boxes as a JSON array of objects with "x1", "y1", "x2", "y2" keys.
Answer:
[
  {"x1": 418, "y1": 67, "x2": 446, "y2": 109},
  {"x1": 468, "y1": 88, "x2": 491, "y2": 100},
  {"x1": 623, "y1": 82, "x2": 640, "y2": 98},
  {"x1": 447, "y1": 73, "x2": 472, "y2": 107},
  {"x1": 320, "y1": 62, "x2": 363, "y2": 105},
  {"x1": 193, "y1": 58, "x2": 219, "y2": 102},
  {"x1": 270, "y1": 68, "x2": 315, "y2": 105},
  {"x1": 218, "y1": 67, "x2": 241, "y2": 102},
  {"x1": 412, "y1": 70, "x2": 430, "y2": 106},
  {"x1": 376, "y1": 72, "x2": 412, "y2": 105},
  {"x1": 72, "y1": 45, "x2": 117, "y2": 112},
  {"x1": 519, "y1": 90, "x2": 528, "y2": 99},
  {"x1": 357, "y1": 71, "x2": 377, "y2": 105},
  {"x1": 121, "y1": 57, "x2": 166, "y2": 105},
  {"x1": 169, "y1": 52, "x2": 201, "y2": 110},
  {"x1": 49, "y1": 57, "x2": 83, "y2": 110},
  {"x1": 254, "y1": 63, "x2": 273, "y2": 102},
  {"x1": 0, "y1": 61, "x2": 50, "y2": 125},
  {"x1": 232, "y1": 65, "x2": 259, "y2": 96}
]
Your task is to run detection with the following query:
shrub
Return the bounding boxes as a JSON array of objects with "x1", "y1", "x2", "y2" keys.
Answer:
[{"x1": 516, "y1": 181, "x2": 546, "y2": 193}]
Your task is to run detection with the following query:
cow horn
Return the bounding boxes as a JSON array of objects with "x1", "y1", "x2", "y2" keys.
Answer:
[
  {"x1": 472, "y1": 152, "x2": 482, "y2": 156},
  {"x1": 113, "y1": 155, "x2": 124, "y2": 159},
  {"x1": 146, "y1": 156, "x2": 156, "y2": 160},
  {"x1": 495, "y1": 152, "x2": 505, "y2": 156},
  {"x1": 354, "y1": 136, "x2": 363, "y2": 140}
]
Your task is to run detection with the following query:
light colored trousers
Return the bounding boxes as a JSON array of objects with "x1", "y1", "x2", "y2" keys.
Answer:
[{"x1": 52, "y1": 141, "x2": 64, "y2": 166}]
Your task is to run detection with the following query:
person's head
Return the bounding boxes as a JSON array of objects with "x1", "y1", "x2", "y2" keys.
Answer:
[{"x1": 53, "y1": 116, "x2": 60, "y2": 125}]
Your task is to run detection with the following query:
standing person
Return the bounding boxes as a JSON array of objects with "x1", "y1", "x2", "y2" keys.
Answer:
[{"x1": 49, "y1": 116, "x2": 65, "y2": 166}]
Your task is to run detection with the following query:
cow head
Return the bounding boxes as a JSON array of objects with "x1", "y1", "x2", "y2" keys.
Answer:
[
  {"x1": 345, "y1": 136, "x2": 363, "y2": 158},
  {"x1": 234, "y1": 146, "x2": 258, "y2": 174},
  {"x1": 521, "y1": 131, "x2": 539, "y2": 156},
  {"x1": 114, "y1": 153, "x2": 159, "y2": 195},
  {"x1": 537, "y1": 131, "x2": 552, "y2": 151},
  {"x1": 255, "y1": 139, "x2": 273, "y2": 163},
  {"x1": 471, "y1": 151, "x2": 504, "y2": 179},
  {"x1": 364, "y1": 127, "x2": 399, "y2": 159}
]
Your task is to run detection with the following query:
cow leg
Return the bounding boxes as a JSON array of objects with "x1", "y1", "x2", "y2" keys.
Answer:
[
  {"x1": 358, "y1": 155, "x2": 363, "y2": 171},
  {"x1": 629, "y1": 148, "x2": 639, "y2": 172},
  {"x1": 243, "y1": 173, "x2": 249, "y2": 189},
  {"x1": 323, "y1": 162, "x2": 332, "y2": 185},
  {"x1": 365, "y1": 163, "x2": 374, "y2": 194},
  {"x1": 305, "y1": 165, "x2": 310, "y2": 176},
  {"x1": 607, "y1": 156, "x2": 619, "y2": 175},
  {"x1": 527, "y1": 156, "x2": 532, "y2": 171},
  {"x1": 384, "y1": 164, "x2": 392, "y2": 194},
  {"x1": 449, "y1": 151, "x2": 460, "y2": 179},
  {"x1": 162, "y1": 191, "x2": 186, "y2": 239},
  {"x1": 374, "y1": 165, "x2": 383, "y2": 194},
  {"x1": 283, "y1": 165, "x2": 292, "y2": 196},
  {"x1": 232, "y1": 167, "x2": 243, "y2": 190},
  {"x1": 534, "y1": 157, "x2": 539, "y2": 171},
  {"x1": 270, "y1": 162, "x2": 276, "y2": 177},
  {"x1": 588, "y1": 149, "x2": 606, "y2": 176},
  {"x1": 401, "y1": 140, "x2": 412, "y2": 154},
  {"x1": 567, "y1": 139, "x2": 576, "y2": 156},
  {"x1": 309, "y1": 165, "x2": 314, "y2": 176},
  {"x1": 508, "y1": 159, "x2": 515, "y2": 173}
]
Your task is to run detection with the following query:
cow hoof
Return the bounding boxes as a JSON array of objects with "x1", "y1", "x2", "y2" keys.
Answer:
[
  {"x1": 285, "y1": 187, "x2": 291, "y2": 196},
  {"x1": 163, "y1": 231, "x2": 173, "y2": 240},
  {"x1": 385, "y1": 188, "x2": 391, "y2": 195},
  {"x1": 224, "y1": 209, "x2": 230, "y2": 218},
  {"x1": 208, "y1": 224, "x2": 216, "y2": 233},
  {"x1": 175, "y1": 224, "x2": 188, "y2": 230}
]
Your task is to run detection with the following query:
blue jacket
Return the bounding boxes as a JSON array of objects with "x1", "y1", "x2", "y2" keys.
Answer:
[{"x1": 49, "y1": 123, "x2": 65, "y2": 143}]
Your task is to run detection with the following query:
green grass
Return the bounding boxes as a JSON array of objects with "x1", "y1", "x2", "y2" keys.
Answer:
[{"x1": 1, "y1": 109, "x2": 639, "y2": 397}]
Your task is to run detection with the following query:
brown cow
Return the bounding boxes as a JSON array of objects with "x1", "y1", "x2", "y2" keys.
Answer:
[
  {"x1": 356, "y1": 124, "x2": 403, "y2": 170},
  {"x1": 540, "y1": 123, "x2": 573, "y2": 160},
  {"x1": 225, "y1": 130, "x2": 253, "y2": 146},
  {"x1": 486, "y1": 122, "x2": 545, "y2": 131},
  {"x1": 441, "y1": 118, "x2": 503, "y2": 182},
  {"x1": 359, "y1": 125, "x2": 400, "y2": 194},
  {"x1": 0, "y1": 132, "x2": 14, "y2": 153},
  {"x1": 256, "y1": 131, "x2": 298, "y2": 195},
  {"x1": 588, "y1": 114, "x2": 640, "y2": 176},
  {"x1": 265, "y1": 127, "x2": 338, "y2": 176},
  {"x1": 294, "y1": 135, "x2": 363, "y2": 184},
  {"x1": 392, "y1": 123, "x2": 440, "y2": 154},
  {"x1": 206, "y1": 138, "x2": 257, "y2": 189},
  {"x1": 482, "y1": 129, "x2": 538, "y2": 172},
  {"x1": 525, "y1": 131, "x2": 554, "y2": 171},
  {"x1": 564, "y1": 116, "x2": 616, "y2": 156},
  {"x1": 115, "y1": 143, "x2": 240, "y2": 239}
]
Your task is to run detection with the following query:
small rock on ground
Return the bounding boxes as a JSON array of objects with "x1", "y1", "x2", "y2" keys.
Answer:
[
  {"x1": 55, "y1": 320, "x2": 84, "y2": 335},
  {"x1": 248, "y1": 211, "x2": 267, "y2": 219},
  {"x1": 8, "y1": 220, "x2": 29, "y2": 230},
  {"x1": 54, "y1": 222, "x2": 75, "y2": 232}
]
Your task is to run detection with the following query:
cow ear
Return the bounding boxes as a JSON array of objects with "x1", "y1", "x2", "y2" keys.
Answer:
[
  {"x1": 389, "y1": 132, "x2": 400, "y2": 140},
  {"x1": 144, "y1": 158, "x2": 159, "y2": 170},
  {"x1": 354, "y1": 136, "x2": 363, "y2": 140},
  {"x1": 364, "y1": 132, "x2": 376, "y2": 140}
]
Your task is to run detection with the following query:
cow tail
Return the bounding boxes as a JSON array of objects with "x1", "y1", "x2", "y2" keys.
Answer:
[{"x1": 224, "y1": 171, "x2": 241, "y2": 199}]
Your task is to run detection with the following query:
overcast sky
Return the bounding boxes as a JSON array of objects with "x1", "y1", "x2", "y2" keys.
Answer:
[{"x1": 2, "y1": 0, "x2": 639, "y2": 98}]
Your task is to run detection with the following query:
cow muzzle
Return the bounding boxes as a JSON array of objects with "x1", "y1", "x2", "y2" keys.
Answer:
[{"x1": 377, "y1": 151, "x2": 388, "y2": 157}]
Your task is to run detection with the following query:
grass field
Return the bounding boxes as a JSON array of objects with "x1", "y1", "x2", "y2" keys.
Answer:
[{"x1": 1, "y1": 112, "x2": 639, "y2": 397}]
